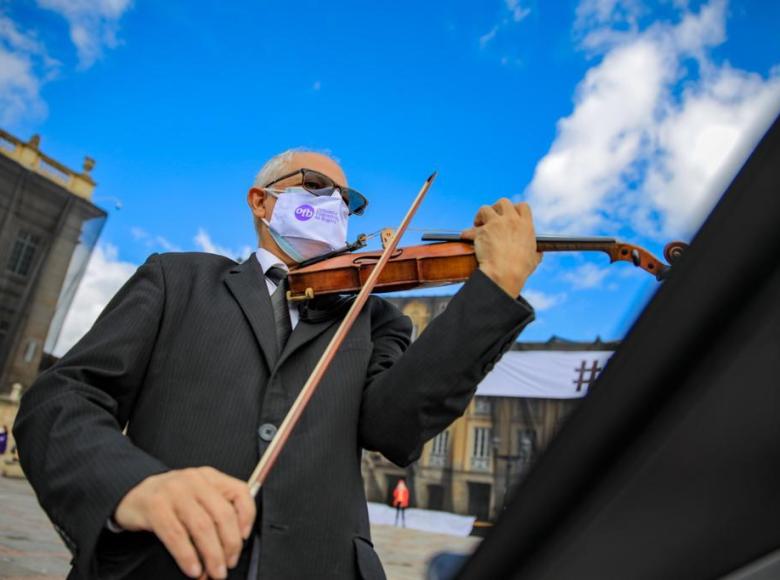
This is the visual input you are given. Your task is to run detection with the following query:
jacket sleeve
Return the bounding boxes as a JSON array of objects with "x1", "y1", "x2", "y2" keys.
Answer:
[
  {"x1": 12, "y1": 254, "x2": 171, "y2": 577},
  {"x1": 359, "y1": 269, "x2": 535, "y2": 466}
]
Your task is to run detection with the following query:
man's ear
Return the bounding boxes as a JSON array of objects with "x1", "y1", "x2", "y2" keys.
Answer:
[{"x1": 247, "y1": 187, "x2": 268, "y2": 220}]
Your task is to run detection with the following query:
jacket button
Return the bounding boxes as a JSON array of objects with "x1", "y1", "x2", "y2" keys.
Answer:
[{"x1": 258, "y1": 423, "x2": 277, "y2": 442}]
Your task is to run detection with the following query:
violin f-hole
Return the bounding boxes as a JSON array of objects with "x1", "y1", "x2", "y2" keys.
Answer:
[{"x1": 353, "y1": 249, "x2": 403, "y2": 264}]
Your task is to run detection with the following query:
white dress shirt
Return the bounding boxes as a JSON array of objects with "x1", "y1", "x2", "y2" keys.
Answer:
[{"x1": 254, "y1": 247, "x2": 299, "y2": 329}]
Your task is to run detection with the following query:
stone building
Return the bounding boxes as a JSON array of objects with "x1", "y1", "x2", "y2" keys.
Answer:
[
  {"x1": 362, "y1": 294, "x2": 619, "y2": 522},
  {"x1": 0, "y1": 129, "x2": 106, "y2": 466}
]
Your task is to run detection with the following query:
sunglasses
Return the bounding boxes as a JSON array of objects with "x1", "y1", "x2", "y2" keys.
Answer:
[{"x1": 263, "y1": 168, "x2": 369, "y2": 216}]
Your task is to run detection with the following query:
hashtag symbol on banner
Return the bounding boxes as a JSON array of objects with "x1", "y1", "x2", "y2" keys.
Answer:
[{"x1": 573, "y1": 360, "x2": 603, "y2": 392}]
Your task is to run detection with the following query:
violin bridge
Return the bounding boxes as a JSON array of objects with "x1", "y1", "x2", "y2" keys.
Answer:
[
  {"x1": 380, "y1": 228, "x2": 395, "y2": 249},
  {"x1": 286, "y1": 287, "x2": 315, "y2": 302}
]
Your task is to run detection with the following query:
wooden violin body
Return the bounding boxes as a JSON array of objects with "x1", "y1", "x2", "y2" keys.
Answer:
[
  {"x1": 288, "y1": 242, "x2": 477, "y2": 300},
  {"x1": 287, "y1": 237, "x2": 688, "y2": 301}
]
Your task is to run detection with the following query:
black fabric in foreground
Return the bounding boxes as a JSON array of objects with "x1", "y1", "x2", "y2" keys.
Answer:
[{"x1": 456, "y1": 114, "x2": 780, "y2": 580}]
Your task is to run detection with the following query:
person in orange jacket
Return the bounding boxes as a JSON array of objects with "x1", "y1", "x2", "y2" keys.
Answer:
[{"x1": 392, "y1": 478, "x2": 410, "y2": 528}]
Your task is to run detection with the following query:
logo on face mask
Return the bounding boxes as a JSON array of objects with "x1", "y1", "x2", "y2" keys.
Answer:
[{"x1": 294, "y1": 204, "x2": 315, "y2": 221}]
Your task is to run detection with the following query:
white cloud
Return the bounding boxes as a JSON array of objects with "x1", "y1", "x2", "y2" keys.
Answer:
[
  {"x1": 0, "y1": 14, "x2": 56, "y2": 126},
  {"x1": 130, "y1": 226, "x2": 181, "y2": 252},
  {"x1": 525, "y1": 0, "x2": 780, "y2": 239},
  {"x1": 155, "y1": 236, "x2": 179, "y2": 252},
  {"x1": 129, "y1": 226, "x2": 147, "y2": 240},
  {"x1": 505, "y1": 0, "x2": 531, "y2": 22},
  {"x1": 643, "y1": 64, "x2": 780, "y2": 235},
  {"x1": 194, "y1": 228, "x2": 253, "y2": 261},
  {"x1": 480, "y1": 25, "x2": 499, "y2": 48},
  {"x1": 36, "y1": 0, "x2": 133, "y2": 68},
  {"x1": 575, "y1": 0, "x2": 644, "y2": 36},
  {"x1": 52, "y1": 243, "x2": 137, "y2": 356},
  {"x1": 479, "y1": 0, "x2": 531, "y2": 49},
  {"x1": 527, "y1": 37, "x2": 670, "y2": 232},
  {"x1": 134, "y1": 226, "x2": 252, "y2": 259},
  {"x1": 562, "y1": 262, "x2": 611, "y2": 289},
  {"x1": 523, "y1": 289, "x2": 566, "y2": 311},
  {"x1": 0, "y1": 1, "x2": 131, "y2": 127}
]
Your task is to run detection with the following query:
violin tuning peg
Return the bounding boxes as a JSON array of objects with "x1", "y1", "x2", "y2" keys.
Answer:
[{"x1": 631, "y1": 249, "x2": 641, "y2": 267}]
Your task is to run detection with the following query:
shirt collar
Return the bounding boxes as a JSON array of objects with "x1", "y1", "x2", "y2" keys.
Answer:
[{"x1": 255, "y1": 247, "x2": 288, "y2": 277}]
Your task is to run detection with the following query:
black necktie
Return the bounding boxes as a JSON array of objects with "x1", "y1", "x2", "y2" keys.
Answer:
[{"x1": 266, "y1": 266, "x2": 292, "y2": 354}]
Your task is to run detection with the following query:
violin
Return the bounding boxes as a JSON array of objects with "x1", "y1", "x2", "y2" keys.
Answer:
[
  {"x1": 286, "y1": 231, "x2": 689, "y2": 301},
  {"x1": 248, "y1": 171, "x2": 688, "y2": 498}
]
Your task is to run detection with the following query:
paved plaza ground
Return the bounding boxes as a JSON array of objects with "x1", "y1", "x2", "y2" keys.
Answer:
[
  {"x1": 0, "y1": 476, "x2": 71, "y2": 579},
  {"x1": 0, "y1": 476, "x2": 479, "y2": 579}
]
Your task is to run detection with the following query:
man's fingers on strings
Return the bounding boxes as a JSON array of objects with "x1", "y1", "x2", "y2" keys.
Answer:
[
  {"x1": 494, "y1": 198, "x2": 515, "y2": 216},
  {"x1": 151, "y1": 506, "x2": 203, "y2": 579},
  {"x1": 460, "y1": 227, "x2": 477, "y2": 241},
  {"x1": 515, "y1": 201, "x2": 533, "y2": 222},
  {"x1": 474, "y1": 204, "x2": 497, "y2": 226}
]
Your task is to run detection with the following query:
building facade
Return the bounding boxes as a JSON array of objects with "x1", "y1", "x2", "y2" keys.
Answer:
[
  {"x1": 0, "y1": 129, "x2": 106, "y2": 397},
  {"x1": 362, "y1": 294, "x2": 618, "y2": 522}
]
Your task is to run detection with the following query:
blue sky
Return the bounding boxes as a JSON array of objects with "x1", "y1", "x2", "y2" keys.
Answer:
[{"x1": 2, "y1": 0, "x2": 778, "y2": 353}]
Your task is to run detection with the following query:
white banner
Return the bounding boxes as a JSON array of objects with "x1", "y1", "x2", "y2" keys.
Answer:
[
  {"x1": 367, "y1": 502, "x2": 476, "y2": 537},
  {"x1": 475, "y1": 351, "x2": 615, "y2": 399}
]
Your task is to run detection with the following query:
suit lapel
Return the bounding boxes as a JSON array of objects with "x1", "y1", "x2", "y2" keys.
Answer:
[
  {"x1": 276, "y1": 295, "x2": 354, "y2": 368},
  {"x1": 224, "y1": 253, "x2": 278, "y2": 370},
  {"x1": 277, "y1": 314, "x2": 339, "y2": 369}
]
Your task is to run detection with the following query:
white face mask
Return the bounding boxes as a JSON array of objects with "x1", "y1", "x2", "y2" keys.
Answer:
[{"x1": 262, "y1": 187, "x2": 349, "y2": 263}]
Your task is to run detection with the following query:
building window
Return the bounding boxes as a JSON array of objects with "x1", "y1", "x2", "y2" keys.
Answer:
[
  {"x1": 430, "y1": 431, "x2": 449, "y2": 466},
  {"x1": 23, "y1": 338, "x2": 39, "y2": 363},
  {"x1": 474, "y1": 396, "x2": 491, "y2": 415},
  {"x1": 7, "y1": 231, "x2": 40, "y2": 276},
  {"x1": 471, "y1": 427, "x2": 492, "y2": 471}
]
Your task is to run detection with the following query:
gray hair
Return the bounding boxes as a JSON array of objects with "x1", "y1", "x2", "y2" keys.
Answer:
[{"x1": 253, "y1": 148, "x2": 338, "y2": 188}]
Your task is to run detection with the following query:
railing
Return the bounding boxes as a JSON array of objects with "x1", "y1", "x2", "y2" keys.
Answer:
[
  {"x1": 0, "y1": 132, "x2": 15, "y2": 154},
  {"x1": 470, "y1": 456, "x2": 491, "y2": 471},
  {"x1": 0, "y1": 128, "x2": 96, "y2": 200}
]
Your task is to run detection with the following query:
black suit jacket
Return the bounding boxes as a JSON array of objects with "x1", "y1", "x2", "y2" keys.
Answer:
[{"x1": 14, "y1": 251, "x2": 533, "y2": 579}]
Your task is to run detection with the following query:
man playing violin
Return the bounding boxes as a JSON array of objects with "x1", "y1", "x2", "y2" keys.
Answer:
[{"x1": 14, "y1": 150, "x2": 541, "y2": 579}]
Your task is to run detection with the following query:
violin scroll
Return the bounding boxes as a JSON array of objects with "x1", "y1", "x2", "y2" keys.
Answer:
[{"x1": 664, "y1": 241, "x2": 689, "y2": 265}]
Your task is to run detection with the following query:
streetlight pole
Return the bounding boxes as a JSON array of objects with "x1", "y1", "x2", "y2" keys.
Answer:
[{"x1": 494, "y1": 453, "x2": 522, "y2": 511}]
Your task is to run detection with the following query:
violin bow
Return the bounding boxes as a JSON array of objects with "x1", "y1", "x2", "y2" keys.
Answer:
[
  {"x1": 421, "y1": 233, "x2": 688, "y2": 281},
  {"x1": 247, "y1": 171, "x2": 438, "y2": 497}
]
